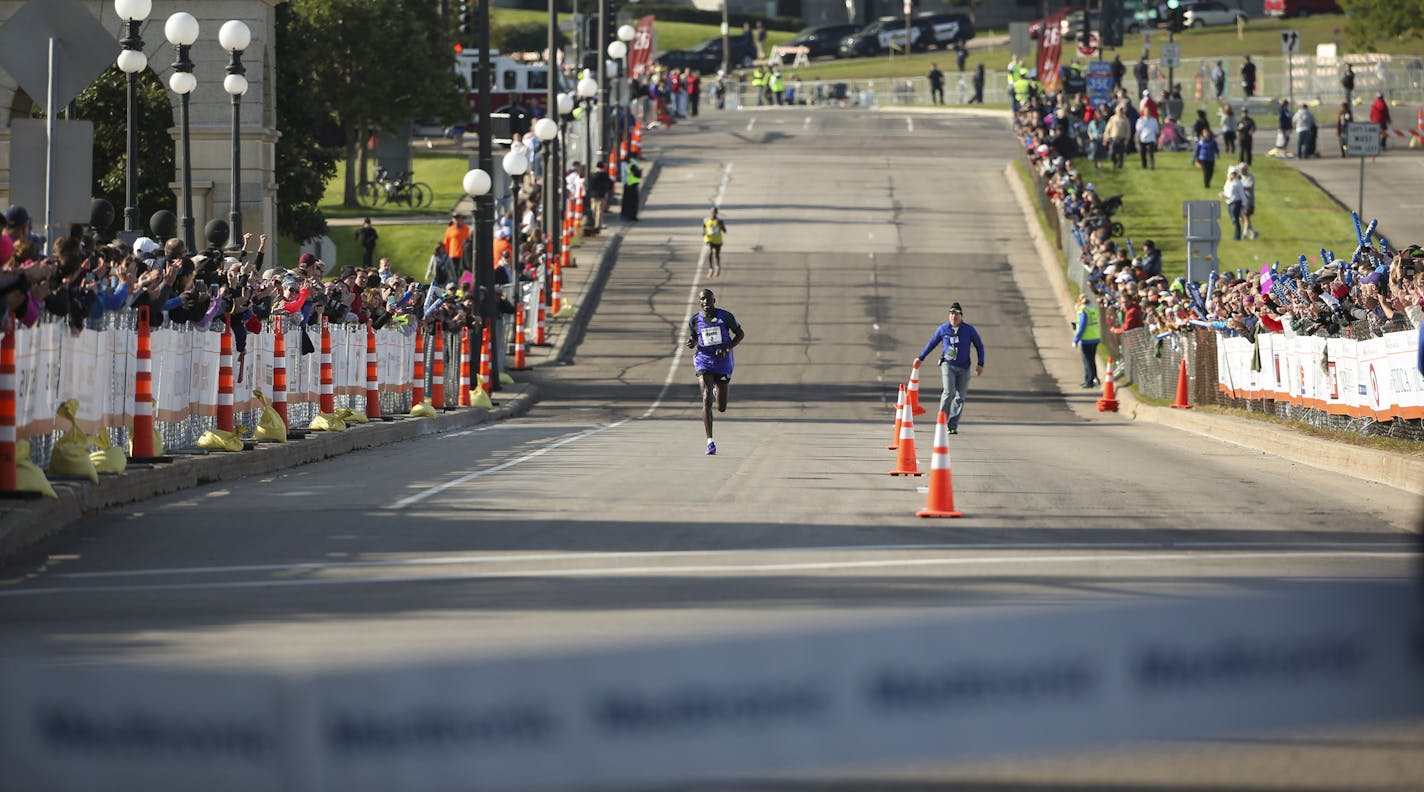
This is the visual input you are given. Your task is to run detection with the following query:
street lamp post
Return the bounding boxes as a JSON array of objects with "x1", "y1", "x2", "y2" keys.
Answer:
[
  {"x1": 165, "y1": 12, "x2": 199, "y2": 254},
  {"x1": 607, "y1": 39, "x2": 627, "y2": 184},
  {"x1": 615, "y1": 24, "x2": 636, "y2": 180},
  {"x1": 532, "y1": 116, "x2": 559, "y2": 315},
  {"x1": 219, "y1": 20, "x2": 250, "y2": 246},
  {"x1": 499, "y1": 147, "x2": 528, "y2": 388},
  {"x1": 576, "y1": 72, "x2": 598, "y2": 230},
  {"x1": 463, "y1": 168, "x2": 492, "y2": 289},
  {"x1": 553, "y1": 91, "x2": 573, "y2": 288},
  {"x1": 114, "y1": 0, "x2": 151, "y2": 235}
]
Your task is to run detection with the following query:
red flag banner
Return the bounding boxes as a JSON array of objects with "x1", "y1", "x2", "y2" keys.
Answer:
[
  {"x1": 1036, "y1": 9, "x2": 1067, "y2": 95},
  {"x1": 629, "y1": 15, "x2": 656, "y2": 78}
]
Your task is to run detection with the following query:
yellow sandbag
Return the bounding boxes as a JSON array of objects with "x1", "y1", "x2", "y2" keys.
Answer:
[
  {"x1": 333, "y1": 407, "x2": 369, "y2": 425},
  {"x1": 196, "y1": 425, "x2": 246, "y2": 452},
  {"x1": 498, "y1": 371, "x2": 513, "y2": 385},
  {"x1": 469, "y1": 385, "x2": 493, "y2": 410},
  {"x1": 252, "y1": 389, "x2": 287, "y2": 443},
  {"x1": 48, "y1": 399, "x2": 98, "y2": 483},
  {"x1": 126, "y1": 426, "x2": 164, "y2": 457},
  {"x1": 408, "y1": 399, "x2": 437, "y2": 419},
  {"x1": 89, "y1": 431, "x2": 127, "y2": 475},
  {"x1": 14, "y1": 439, "x2": 56, "y2": 498},
  {"x1": 308, "y1": 413, "x2": 347, "y2": 432}
]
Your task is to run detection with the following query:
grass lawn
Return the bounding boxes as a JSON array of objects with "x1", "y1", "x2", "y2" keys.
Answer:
[
  {"x1": 320, "y1": 151, "x2": 473, "y2": 221},
  {"x1": 1066, "y1": 149, "x2": 1356, "y2": 281},
  {"x1": 278, "y1": 223, "x2": 446, "y2": 283}
]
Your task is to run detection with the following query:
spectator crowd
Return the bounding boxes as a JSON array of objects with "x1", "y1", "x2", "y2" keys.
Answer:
[{"x1": 1013, "y1": 88, "x2": 1424, "y2": 347}]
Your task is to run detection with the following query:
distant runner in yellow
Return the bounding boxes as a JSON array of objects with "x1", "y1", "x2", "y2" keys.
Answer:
[{"x1": 702, "y1": 207, "x2": 727, "y2": 278}]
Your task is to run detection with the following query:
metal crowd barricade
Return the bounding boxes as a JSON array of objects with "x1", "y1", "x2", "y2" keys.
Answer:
[{"x1": 9, "y1": 310, "x2": 419, "y2": 470}]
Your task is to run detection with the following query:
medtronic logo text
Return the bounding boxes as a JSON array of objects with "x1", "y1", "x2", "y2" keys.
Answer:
[
  {"x1": 593, "y1": 683, "x2": 827, "y2": 732},
  {"x1": 1133, "y1": 637, "x2": 1364, "y2": 688},
  {"x1": 868, "y1": 660, "x2": 1099, "y2": 711}
]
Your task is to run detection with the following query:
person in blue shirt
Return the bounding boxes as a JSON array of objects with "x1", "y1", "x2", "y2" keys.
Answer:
[
  {"x1": 913, "y1": 302, "x2": 985, "y2": 434},
  {"x1": 685, "y1": 289, "x2": 744, "y2": 455}
]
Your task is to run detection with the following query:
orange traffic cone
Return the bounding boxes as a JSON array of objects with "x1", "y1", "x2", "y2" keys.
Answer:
[
  {"x1": 906, "y1": 361, "x2": 927, "y2": 416},
  {"x1": 916, "y1": 411, "x2": 963, "y2": 518},
  {"x1": 887, "y1": 399, "x2": 923, "y2": 477},
  {"x1": 1170, "y1": 358, "x2": 1192, "y2": 409},
  {"x1": 888, "y1": 383, "x2": 905, "y2": 450},
  {"x1": 1096, "y1": 356, "x2": 1119, "y2": 413}
]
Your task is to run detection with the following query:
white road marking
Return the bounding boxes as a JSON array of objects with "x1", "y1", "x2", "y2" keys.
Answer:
[
  {"x1": 746, "y1": 117, "x2": 756, "y2": 133},
  {"x1": 388, "y1": 422, "x2": 626, "y2": 509},
  {"x1": 2, "y1": 549, "x2": 1411, "y2": 598},
  {"x1": 803, "y1": 116, "x2": 812, "y2": 130},
  {"x1": 381, "y1": 162, "x2": 735, "y2": 508},
  {"x1": 906, "y1": 116, "x2": 914, "y2": 133},
  {"x1": 645, "y1": 162, "x2": 734, "y2": 420},
  {"x1": 44, "y1": 542, "x2": 1419, "y2": 580}
]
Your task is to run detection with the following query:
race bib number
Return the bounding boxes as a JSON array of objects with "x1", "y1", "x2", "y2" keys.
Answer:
[{"x1": 700, "y1": 325, "x2": 725, "y2": 347}]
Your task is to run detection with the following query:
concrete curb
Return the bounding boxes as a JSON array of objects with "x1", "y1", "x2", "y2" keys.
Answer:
[{"x1": 1003, "y1": 162, "x2": 1424, "y2": 497}]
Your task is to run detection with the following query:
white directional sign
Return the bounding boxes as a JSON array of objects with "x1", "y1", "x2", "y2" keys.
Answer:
[
  {"x1": 1160, "y1": 42, "x2": 1180, "y2": 69},
  {"x1": 1280, "y1": 29, "x2": 1301, "y2": 55},
  {"x1": 1346, "y1": 121, "x2": 1380, "y2": 157}
]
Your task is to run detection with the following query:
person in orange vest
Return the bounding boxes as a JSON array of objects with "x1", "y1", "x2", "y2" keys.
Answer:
[{"x1": 442, "y1": 213, "x2": 470, "y2": 263}]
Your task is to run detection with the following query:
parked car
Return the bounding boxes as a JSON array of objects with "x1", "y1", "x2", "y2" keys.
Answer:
[
  {"x1": 1183, "y1": 1, "x2": 1249, "y2": 26},
  {"x1": 838, "y1": 17, "x2": 911, "y2": 57},
  {"x1": 1263, "y1": 0, "x2": 1342, "y2": 17},
  {"x1": 839, "y1": 14, "x2": 973, "y2": 58},
  {"x1": 656, "y1": 36, "x2": 756, "y2": 73},
  {"x1": 780, "y1": 23, "x2": 860, "y2": 62}
]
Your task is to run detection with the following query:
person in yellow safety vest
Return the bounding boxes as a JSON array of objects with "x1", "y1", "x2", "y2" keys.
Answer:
[
  {"x1": 1006, "y1": 55, "x2": 1023, "y2": 104},
  {"x1": 768, "y1": 68, "x2": 785, "y2": 105},
  {"x1": 621, "y1": 158, "x2": 642, "y2": 221},
  {"x1": 702, "y1": 207, "x2": 727, "y2": 277},
  {"x1": 1072, "y1": 293, "x2": 1102, "y2": 388},
  {"x1": 751, "y1": 67, "x2": 768, "y2": 106}
]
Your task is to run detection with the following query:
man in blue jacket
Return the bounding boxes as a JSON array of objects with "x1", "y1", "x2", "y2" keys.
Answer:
[{"x1": 913, "y1": 302, "x2": 985, "y2": 434}]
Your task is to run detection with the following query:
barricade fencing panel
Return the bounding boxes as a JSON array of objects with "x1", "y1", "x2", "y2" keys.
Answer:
[{"x1": 8, "y1": 311, "x2": 418, "y2": 469}]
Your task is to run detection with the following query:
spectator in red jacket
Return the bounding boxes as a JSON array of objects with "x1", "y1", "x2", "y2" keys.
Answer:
[
  {"x1": 1369, "y1": 92, "x2": 1391, "y2": 150},
  {"x1": 1111, "y1": 295, "x2": 1144, "y2": 334}
]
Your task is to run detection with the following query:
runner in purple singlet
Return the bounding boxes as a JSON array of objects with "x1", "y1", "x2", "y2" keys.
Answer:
[{"x1": 685, "y1": 289, "x2": 745, "y2": 455}]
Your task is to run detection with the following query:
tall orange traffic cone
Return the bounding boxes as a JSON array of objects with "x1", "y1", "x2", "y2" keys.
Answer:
[
  {"x1": 888, "y1": 383, "x2": 906, "y2": 450},
  {"x1": 1171, "y1": 358, "x2": 1192, "y2": 409},
  {"x1": 916, "y1": 411, "x2": 963, "y2": 518},
  {"x1": 887, "y1": 399, "x2": 923, "y2": 477},
  {"x1": 1095, "y1": 356, "x2": 1119, "y2": 413},
  {"x1": 906, "y1": 361, "x2": 928, "y2": 416},
  {"x1": 512, "y1": 302, "x2": 528, "y2": 370}
]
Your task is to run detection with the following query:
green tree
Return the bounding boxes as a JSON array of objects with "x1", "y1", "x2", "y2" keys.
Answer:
[
  {"x1": 1340, "y1": 0, "x2": 1424, "y2": 50},
  {"x1": 497, "y1": 20, "x2": 569, "y2": 54},
  {"x1": 288, "y1": 0, "x2": 466, "y2": 209},
  {"x1": 275, "y1": 1, "x2": 340, "y2": 243},
  {"x1": 72, "y1": 67, "x2": 175, "y2": 237}
]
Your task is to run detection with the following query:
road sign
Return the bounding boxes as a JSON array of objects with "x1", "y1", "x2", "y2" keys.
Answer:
[
  {"x1": 1159, "y1": 42, "x2": 1180, "y2": 69},
  {"x1": 1085, "y1": 61, "x2": 1114, "y2": 107},
  {"x1": 1076, "y1": 32, "x2": 1100, "y2": 58},
  {"x1": 1346, "y1": 122, "x2": 1381, "y2": 156},
  {"x1": 1280, "y1": 29, "x2": 1301, "y2": 56}
]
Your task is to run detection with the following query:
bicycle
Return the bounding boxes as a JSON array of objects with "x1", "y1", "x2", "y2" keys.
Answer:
[{"x1": 356, "y1": 167, "x2": 434, "y2": 210}]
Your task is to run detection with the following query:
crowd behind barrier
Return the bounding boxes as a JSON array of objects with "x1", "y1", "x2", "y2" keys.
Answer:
[
  {"x1": 0, "y1": 114, "x2": 601, "y2": 475},
  {"x1": 1012, "y1": 85, "x2": 1424, "y2": 442}
]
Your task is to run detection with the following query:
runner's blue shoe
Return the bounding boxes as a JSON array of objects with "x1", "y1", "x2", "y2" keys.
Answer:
[{"x1": 706, "y1": 440, "x2": 717, "y2": 455}]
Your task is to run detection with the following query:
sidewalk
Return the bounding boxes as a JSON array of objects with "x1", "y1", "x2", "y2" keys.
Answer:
[{"x1": 0, "y1": 197, "x2": 632, "y2": 565}]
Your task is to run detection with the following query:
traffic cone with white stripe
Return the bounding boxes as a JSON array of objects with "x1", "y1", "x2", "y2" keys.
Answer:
[
  {"x1": 916, "y1": 411, "x2": 963, "y2": 518},
  {"x1": 365, "y1": 323, "x2": 382, "y2": 420},
  {"x1": 888, "y1": 383, "x2": 905, "y2": 450},
  {"x1": 886, "y1": 398, "x2": 923, "y2": 476},
  {"x1": 319, "y1": 318, "x2": 335, "y2": 414},
  {"x1": 1170, "y1": 357, "x2": 1192, "y2": 409},
  {"x1": 1096, "y1": 356, "x2": 1119, "y2": 413},
  {"x1": 217, "y1": 318, "x2": 235, "y2": 433},
  {"x1": 906, "y1": 361, "x2": 927, "y2": 416},
  {"x1": 272, "y1": 318, "x2": 289, "y2": 427},
  {"x1": 431, "y1": 322, "x2": 447, "y2": 410},
  {"x1": 512, "y1": 302, "x2": 528, "y2": 369}
]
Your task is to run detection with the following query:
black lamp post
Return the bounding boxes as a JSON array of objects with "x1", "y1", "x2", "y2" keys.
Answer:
[
  {"x1": 576, "y1": 72, "x2": 598, "y2": 230},
  {"x1": 164, "y1": 11, "x2": 199, "y2": 254},
  {"x1": 219, "y1": 20, "x2": 250, "y2": 245},
  {"x1": 114, "y1": 0, "x2": 151, "y2": 235}
]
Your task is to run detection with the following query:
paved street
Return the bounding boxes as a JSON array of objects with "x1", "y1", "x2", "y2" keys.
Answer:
[{"x1": 1, "y1": 107, "x2": 1421, "y2": 790}]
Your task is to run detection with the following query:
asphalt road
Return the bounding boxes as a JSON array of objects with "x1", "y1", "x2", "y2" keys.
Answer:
[{"x1": 1, "y1": 107, "x2": 1421, "y2": 790}]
